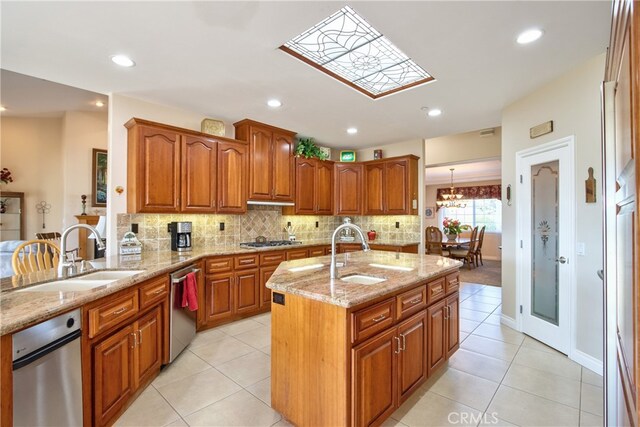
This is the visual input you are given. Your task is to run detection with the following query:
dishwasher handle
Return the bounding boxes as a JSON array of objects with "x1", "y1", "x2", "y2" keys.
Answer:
[
  {"x1": 171, "y1": 268, "x2": 201, "y2": 284},
  {"x1": 13, "y1": 329, "x2": 82, "y2": 371}
]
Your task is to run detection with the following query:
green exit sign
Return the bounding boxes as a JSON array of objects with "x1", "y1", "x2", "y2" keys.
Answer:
[{"x1": 340, "y1": 150, "x2": 356, "y2": 162}]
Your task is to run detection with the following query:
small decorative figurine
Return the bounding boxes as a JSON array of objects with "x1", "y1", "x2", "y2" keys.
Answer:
[{"x1": 81, "y1": 195, "x2": 87, "y2": 215}]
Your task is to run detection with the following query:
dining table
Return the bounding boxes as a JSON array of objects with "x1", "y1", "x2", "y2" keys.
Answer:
[{"x1": 441, "y1": 237, "x2": 473, "y2": 247}]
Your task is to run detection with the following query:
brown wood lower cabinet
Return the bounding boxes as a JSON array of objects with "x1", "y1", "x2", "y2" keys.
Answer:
[
  {"x1": 235, "y1": 269, "x2": 259, "y2": 314},
  {"x1": 260, "y1": 265, "x2": 278, "y2": 307},
  {"x1": 427, "y1": 294, "x2": 459, "y2": 375},
  {"x1": 134, "y1": 307, "x2": 163, "y2": 388},
  {"x1": 204, "y1": 273, "x2": 234, "y2": 323}
]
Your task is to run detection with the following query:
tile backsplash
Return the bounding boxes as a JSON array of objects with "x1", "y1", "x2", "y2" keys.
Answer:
[{"x1": 117, "y1": 206, "x2": 421, "y2": 251}]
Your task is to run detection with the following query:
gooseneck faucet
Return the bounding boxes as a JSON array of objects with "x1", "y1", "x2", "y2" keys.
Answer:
[
  {"x1": 58, "y1": 224, "x2": 106, "y2": 277},
  {"x1": 330, "y1": 223, "x2": 370, "y2": 279}
]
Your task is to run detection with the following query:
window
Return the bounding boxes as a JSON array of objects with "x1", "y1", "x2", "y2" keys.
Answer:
[{"x1": 439, "y1": 199, "x2": 502, "y2": 232}]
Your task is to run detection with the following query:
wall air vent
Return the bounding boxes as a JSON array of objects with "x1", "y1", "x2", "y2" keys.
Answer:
[{"x1": 480, "y1": 128, "x2": 495, "y2": 138}]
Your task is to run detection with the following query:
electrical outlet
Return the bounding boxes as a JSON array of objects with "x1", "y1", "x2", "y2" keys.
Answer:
[
  {"x1": 395, "y1": 221, "x2": 400, "y2": 229},
  {"x1": 577, "y1": 242, "x2": 586, "y2": 256},
  {"x1": 315, "y1": 221, "x2": 319, "y2": 228},
  {"x1": 131, "y1": 223, "x2": 139, "y2": 234},
  {"x1": 219, "y1": 222, "x2": 225, "y2": 231}
]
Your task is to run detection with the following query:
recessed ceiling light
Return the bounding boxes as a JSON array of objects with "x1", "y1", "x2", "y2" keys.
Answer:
[
  {"x1": 347, "y1": 127, "x2": 358, "y2": 134},
  {"x1": 110, "y1": 54, "x2": 135, "y2": 67},
  {"x1": 267, "y1": 99, "x2": 282, "y2": 108},
  {"x1": 427, "y1": 108, "x2": 442, "y2": 117},
  {"x1": 517, "y1": 29, "x2": 543, "y2": 44},
  {"x1": 95, "y1": 101, "x2": 105, "y2": 107}
]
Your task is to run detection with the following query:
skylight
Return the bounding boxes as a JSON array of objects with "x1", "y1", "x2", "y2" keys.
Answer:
[{"x1": 280, "y1": 6, "x2": 434, "y2": 99}]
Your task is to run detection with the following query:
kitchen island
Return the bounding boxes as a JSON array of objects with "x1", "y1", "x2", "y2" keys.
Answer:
[{"x1": 267, "y1": 251, "x2": 462, "y2": 427}]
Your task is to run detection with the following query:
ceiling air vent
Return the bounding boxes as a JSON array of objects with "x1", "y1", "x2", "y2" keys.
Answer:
[{"x1": 479, "y1": 128, "x2": 495, "y2": 138}]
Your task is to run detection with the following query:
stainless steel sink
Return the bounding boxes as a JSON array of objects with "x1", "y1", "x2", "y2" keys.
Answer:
[
  {"x1": 16, "y1": 280, "x2": 115, "y2": 293},
  {"x1": 77, "y1": 270, "x2": 144, "y2": 281},
  {"x1": 340, "y1": 274, "x2": 386, "y2": 285}
]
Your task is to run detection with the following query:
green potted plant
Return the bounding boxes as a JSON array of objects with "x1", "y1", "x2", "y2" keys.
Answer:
[
  {"x1": 295, "y1": 138, "x2": 329, "y2": 160},
  {"x1": 442, "y1": 217, "x2": 470, "y2": 241}
]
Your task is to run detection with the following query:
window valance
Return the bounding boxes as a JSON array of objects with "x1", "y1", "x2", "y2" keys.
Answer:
[{"x1": 436, "y1": 185, "x2": 501, "y2": 203}]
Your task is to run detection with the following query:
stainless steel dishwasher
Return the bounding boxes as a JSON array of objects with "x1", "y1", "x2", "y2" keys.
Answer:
[
  {"x1": 169, "y1": 264, "x2": 199, "y2": 362},
  {"x1": 12, "y1": 308, "x2": 83, "y2": 426}
]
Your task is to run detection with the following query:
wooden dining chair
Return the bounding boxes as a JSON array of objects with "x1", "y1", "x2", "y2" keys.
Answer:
[
  {"x1": 35, "y1": 231, "x2": 80, "y2": 259},
  {"x1": 473, "y1": 226, "x2": 486, "y2": 266},
  {"x1": 35, "y1": 232, "x2": 62, "y2": 240},
  {"x1": 12, "y1": 239, "x2": 61, "y2": 274},
  {"x1": 449, "y1": 226, "x2": 478, "y2": 269},
  {"x1": 425, "y1": 226, "x2": 450, "y2": 256}
]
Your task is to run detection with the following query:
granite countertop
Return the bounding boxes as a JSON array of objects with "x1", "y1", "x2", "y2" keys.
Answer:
[
  {"x1": 266, "y1": 251, "x2": 462, "y2": 308},
  {"x1": 0, "y1": 239, "x2": 420, "y2": 335}
]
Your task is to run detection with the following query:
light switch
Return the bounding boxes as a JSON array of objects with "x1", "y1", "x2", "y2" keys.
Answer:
[{"x1": 576, "y1": 242, "x2": 585, "y2": 256}]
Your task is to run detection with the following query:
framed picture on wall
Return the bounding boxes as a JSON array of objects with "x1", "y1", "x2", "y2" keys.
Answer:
[
  {"x1": 92, "y1": 148, "x2": 108, "y2": 207},
  {"x1": 425, "y1": 206, "x2": 435, "y2": 219}
]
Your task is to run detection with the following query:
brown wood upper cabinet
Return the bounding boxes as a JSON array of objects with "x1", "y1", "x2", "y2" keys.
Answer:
[
  {"x1": 234, "y1": 119, "x2": 296, "y2": 203},
  {"x1": 126, "y1": 118, "x2": 249, "y2": 214},
  {"x1": 335, "y1": 163, "x2": 363, "y2": 215},
  {"x1": 364, "y1": 156, "x2": 419, "y2": 215},
  {"x1": 284, "y1": 158, "x2": 334, "y2": 215}
]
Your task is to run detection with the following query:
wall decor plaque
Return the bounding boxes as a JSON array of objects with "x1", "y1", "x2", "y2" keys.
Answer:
[
  {"x1": 530, "y1": 120, "x2": 554, "y2": 139},
  {"x1": 201, "y1": 118, "x2": 226, "y2": 137}
]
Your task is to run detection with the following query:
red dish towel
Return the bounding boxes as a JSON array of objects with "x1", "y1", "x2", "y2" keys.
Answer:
[{"x1": 181, "y1": 272, "x2": 198, "y2": 311}]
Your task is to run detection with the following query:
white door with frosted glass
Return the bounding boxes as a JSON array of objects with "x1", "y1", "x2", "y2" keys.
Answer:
[{"x1": 517, "y1": 137, "x2": 574, "y2": 354}]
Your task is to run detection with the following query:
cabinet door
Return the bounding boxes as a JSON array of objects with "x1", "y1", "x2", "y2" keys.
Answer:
[
  {"x1": 217, "y1": 141, "x2": 248, "y2": 213},
  {"x1": 352, "y1": 328, "x2": 398, "y2": 427},
  {"x1": 272, "y1": 133, "x2": 295, "y2": 202},
  {"x1": 295, "y1": 158, "x2": 317, "y2": 214},
  {"x1": 235, "y1": 269, "x2": 259, "y2": 314},
  {"x1": 93, "y1": 325, "x2": 135, "y2": 426},
  {"x1": 397, "y1": 312, "x2": 427, "y2": 403},
  {"x1": 364, "y1": 163, "x2": 385, "y2": 215},
  {"x1": 248, "y1": 127, "x2": 273, "y2": 201},
  {"x1": 181, "y1": 135, "x2": 217, "y2": 212},
  {"x1": 316, "y1": 161, "x2": 334, "y2": 214},
  {"x1": 137, "y1": 126, "x2": 181, "y2": 212},
  {"x1": 134, "y1": 307, "x2": 162, "y2": 388},
  {"x1": 260, "y1": 265, "x2": 277, "y2": 307},
  {"x1": 427, "y1": 299, "x2": 447, "y2": 376},
  {"x1": 385, "y1": 159, "x2": 409, "y2": 214},
  {"x1": 335, "y1": 163, "x2": 362, "y2": 215},
  {"x1": 446, "y1": 293, "x2": 460, "y2": 358},
  {"x1": 205, "y1": 273, "x2": 234, "y2": 323}
]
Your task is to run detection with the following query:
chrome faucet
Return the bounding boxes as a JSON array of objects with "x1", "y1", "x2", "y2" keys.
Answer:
[
  {"x1": 58, "y1": 224, "x2": 106, "y2": 277},
  {"x1": 330, "y1": 223, "x2": 370, "y2": 279}
]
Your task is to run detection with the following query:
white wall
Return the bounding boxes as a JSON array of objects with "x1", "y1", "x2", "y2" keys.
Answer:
[
  {"x1": 425, "y1": 179, "x2": 502, "y2": 260},
  {"x1": 106, "y1": 94, "x2": 208, "y2": 255},
  {"x1": 1, "y1": 117, "x2": 64, "y2": 240},
  {"x1": 502, "y1": 53, "x2": 605, "y2": 364},
  {"x1": 357, "y1": 139, "x2": 426, "y2": 253},
  {"x1": 425, "y1": 127, "x2": 501, "y2": 166}
]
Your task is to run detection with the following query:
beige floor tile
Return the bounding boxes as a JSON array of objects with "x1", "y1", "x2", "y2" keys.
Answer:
[
  {"x1": 502, "y1": 364, "x2": 581, "y2": 408},
  {"x1": 234, "y1": 325, "x2": 271, "y2": 349},
  {"x1": 448, "y1": 348, "x2": 510, "y2": 383},
  {"x1": 189, "y1": 328, "x2": 227, "y2": 350},
  {"x1": 460, "y1": 331, "x2": 469, "y2": 342},
  {"x1": 271, "y1": 419, "x2": 294, "y2": 427},
  {"x1": 478, "y1": 415, "x2": 518, "y2": 426},
  {"x1": 520, "y1": 336, "x2": 561, "y2": 355},
  {"x1": 483, "y1": 314, "x2": 502, "y2": 326},
  {"x1": 155, "y1": 368, "x2": 241, "y2": 417},
  {"x1": 492, "y1": 305, "x2": 502, "y2": 315},
  {"x1": 581, "y1": 383, "x2": 603, "y2": 416},
  {"x1": 183, "y1": 390, "x2": 281, "y2": 426},
  {"x1": 460, "y1": 318, "x2": 481, "y2": 333},
  {"x1": 251, "y1": 312, "x2": 272, "y2": 326},
  {"x1": 216, "y1": 350, "x2": 271, "y2": 387},
  {"x1": 217, "y1": 318, "x2": 263, "y2": 336},
  {"x1": 460, "y1": 308, "x2": 490, "y2": 322},
  {"x1": 190, "y1": 336, "x2": 255, "y2": 366},
  {"x1": 245, "y1": 377, "x2": 271, "y2": 406},
  {"x1": 477, "y1": 286, "x2": 502, "y2": 298},
  {"x1": 393, "y1": 391, "x2": 481, "y2": 427},
  {"x1": 459, "y1": 293, "x2": 473, "y2": 302},
  {"x1": 164, "y1": 419, "x2": 188, "y2": 427},
  {"x1": 461, "y1": 335, "x2": 520, "y2": 361},
  {"x1": 580, "y1": 411, "x2": 603, "y2": 427},
  {"x1": 513, "y1": 347, "x2": 581, "y2": 380},
  {"x1": 468, "y1": 295, "x2": 502, "y2": 305},
  {"x1": 152, "y1": 350, "x2": 211, "y2": 388},
  {"x1": 460, "y1": 282, "x2": 485, "y2": 291},
  {"x1": 115, "y1": 387, "x2": 180, "y2": 427},
  {"x1": 460, "y1": 300, "x2": 498, "y2": 313},
  {"x1": 260, "y1": 344, "x2": 271, "y2": 355},
  {"x1": 487, "y1": 385, "x2": 580, "y2": 426},
  {"x1": 428, "y1": 367, "x2": 499, "y2": 411},
  {"x1": 582, "y1": 368, "x2": 603, "y2": 388},
  {"x1": 382, "y1": 417, "x2": 409, "y2": 427},
  {"x1": 472, "y1": 323, "x2": 525, "y2": 346}
]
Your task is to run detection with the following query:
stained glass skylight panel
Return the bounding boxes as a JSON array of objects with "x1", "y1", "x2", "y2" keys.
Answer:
[{"x1": 281, "y1": 6, "x2": 434, "y2": 99}]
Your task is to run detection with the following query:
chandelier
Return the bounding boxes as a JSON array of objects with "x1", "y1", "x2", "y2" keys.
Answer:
[{"x1": 436, "y1": 168, "x2": 467, "y2": 209}]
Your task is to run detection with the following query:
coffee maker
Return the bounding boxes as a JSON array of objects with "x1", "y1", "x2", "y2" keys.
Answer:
[{"x1": 168, "y1": 222, "x2": 192, "y2": 252}]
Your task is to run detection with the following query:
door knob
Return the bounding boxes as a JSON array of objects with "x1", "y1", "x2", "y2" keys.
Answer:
[{"x1": 556, "y1": 256, "x2": 567, "y2": 264}]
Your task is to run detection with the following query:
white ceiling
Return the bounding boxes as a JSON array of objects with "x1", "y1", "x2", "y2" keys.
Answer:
[
  {"x1": 0, "y1": 2, "x2": 611, "y2": 147},
  {"x1": 425, "y1": 160, "x2": 502, "y2": 185},
  {"x1": 0, "y1": 70, "x2": 108, "y2": 117}
]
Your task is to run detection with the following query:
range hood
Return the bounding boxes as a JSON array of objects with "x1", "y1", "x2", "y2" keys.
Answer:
[{"x1": 247, "y1": 200, "x2": 295, "y2": 207}]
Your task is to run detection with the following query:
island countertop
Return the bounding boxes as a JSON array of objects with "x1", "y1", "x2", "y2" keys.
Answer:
[{"x1": 266, "y1": 251, "x2": 462, "y2": 308}]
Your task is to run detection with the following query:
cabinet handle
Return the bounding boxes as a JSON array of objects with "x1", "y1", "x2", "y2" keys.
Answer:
[
  {"x1": 131, "y1": 332, "x2": 137, "y2": 348},
  {"x1": 444, "y1": 306, "x2": 449, "y2": 320},
  {"x1": 153, "y1": 288, "x2": 164, "y2": 295},
  {"x1": 138, "y1": 330, "x2": 143, "y2": 345},
  {"x1": 400, "y1": 333, "x2": 406, "y2": 351},
  {"x1": 113, "y1": 307, "x2": 127, "y2": 316},
  {"x1": 372, "y1": 314, "x2": 386, "y2": 323},
  {"x1": 219, "y1": 200, "x2": 223, "y2": 208},
  {"x1": 409, "y1": 298, "x2": 422, "y2": 304},
  {"x1": 394, "y1": 336, "x2": 402, "y2": 354}
]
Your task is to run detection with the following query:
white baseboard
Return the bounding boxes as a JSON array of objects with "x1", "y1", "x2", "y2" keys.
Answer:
[
  {"x1": 500, "y1": 314, "x2": 519, "y2": 331},
  {"x1": 571, "y1": 348, "x2": 603, "y2": 376}
]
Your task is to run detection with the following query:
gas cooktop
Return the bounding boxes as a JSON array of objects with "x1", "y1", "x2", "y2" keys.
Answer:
[{"x1": 240, "y1": 240, "x2": 303, "y2": 248}]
